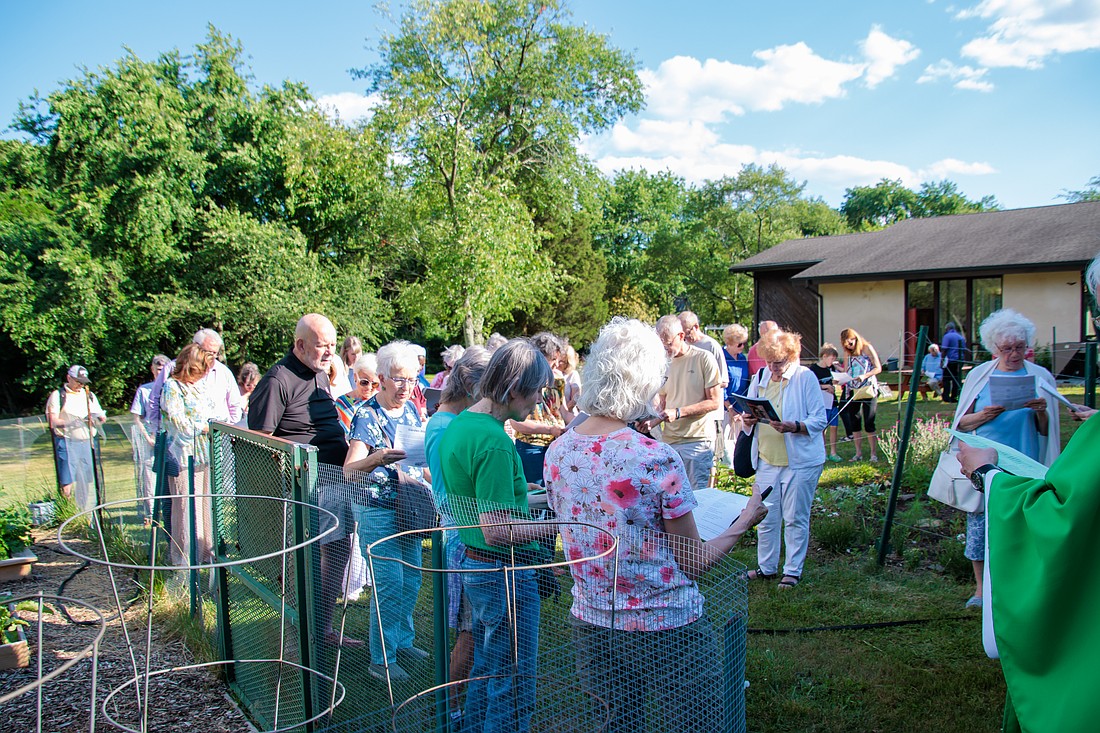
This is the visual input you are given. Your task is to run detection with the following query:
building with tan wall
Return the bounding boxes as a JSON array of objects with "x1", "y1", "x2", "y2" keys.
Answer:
[{"x1": 730, "y1": 201, "x2": 1100, "y2": 371}]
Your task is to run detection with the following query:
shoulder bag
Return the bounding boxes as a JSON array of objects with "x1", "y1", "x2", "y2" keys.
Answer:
[
  {"x1": 364, "y1": 404, "x2": 439, "y2": 532},
  {"x1": 927, "y1": 440, "x2": 983, "y2": 513},
  {"x1": 732, "y1": 368, "x2": 766, "y2": 478}
]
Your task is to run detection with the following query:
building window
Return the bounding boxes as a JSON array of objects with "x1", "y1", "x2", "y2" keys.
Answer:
[{"x1": 904, "y1": 277, "x2": 1003, "y2": 364}]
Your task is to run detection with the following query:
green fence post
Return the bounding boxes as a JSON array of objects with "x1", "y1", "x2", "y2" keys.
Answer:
[
  {"x1": 432, "y1": 532, "x2": 449, "y2": 732},
  {"x1": 209, "y1": 427, "x2": 235, "y2": 678},
  {"x1": 292, "y1": 444, "x2": 318, "y2": 732},
  {"x1": 189, "y1": 455, "x2": 199, "y2": 618},
  {"x1": 878, "y1": 326, "x2": 928, "y2": 566},
  {"x1": 1085, "y1": 341, "x2": 1097, "y2": 409}
]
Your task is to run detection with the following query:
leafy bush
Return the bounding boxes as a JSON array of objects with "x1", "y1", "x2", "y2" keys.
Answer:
[
  {"x1": 819, "y1": 463, "x2": 882, "y2": 491},
  {"x1": 879, "y1": 416, "x2": 952, "y2": 493},
  {"x1": 815, "y1": 515, "x2": 860, "y2": 554},
  {"x1": 937, "y1": 536, "x2": 972, "y2": 582},
  {"x1": 0, "y1": 506, "x2": 33, "y2": 560}
]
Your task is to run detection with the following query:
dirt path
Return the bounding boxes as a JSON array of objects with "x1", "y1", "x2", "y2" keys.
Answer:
[{"x1": 1, "y1": 528, "x2": 253, "y2": 733}]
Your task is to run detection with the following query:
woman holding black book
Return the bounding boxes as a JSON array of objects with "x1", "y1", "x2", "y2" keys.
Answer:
[{"x1": 740, "y1": 329, "x2": 827, "y2": 589}]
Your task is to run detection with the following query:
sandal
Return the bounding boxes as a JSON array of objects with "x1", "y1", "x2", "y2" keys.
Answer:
[
  {"x1": 869, "y1": 454, "x2": 880, "y2": 463},
  {"x1": 849, "y1": 455, "x2": 863, "y2": 462},
  {"x1": 827, "y1": 454, "x2": 843, "y2": 463},
  {"x1": 746, "y1": 568, "x2": 778, "y2": 581},
  {"x1": 778, "y1": 575, "x2": 800, "y2": 589}
]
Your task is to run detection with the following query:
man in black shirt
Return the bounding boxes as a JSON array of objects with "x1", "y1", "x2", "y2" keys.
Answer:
[{"x1": 249, "y1": 313, "x2": 361, "y2": 646}]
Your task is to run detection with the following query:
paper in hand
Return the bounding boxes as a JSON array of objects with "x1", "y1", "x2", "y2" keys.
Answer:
[
  {"x1": 691, "y1": 489, "x2": 750, "y2": 541},
  {"x1": 988, "y1": 374, "x2": 1036, "y2": 411},
  {"x1": 394, "y1": 423, "x2": 428, "y2": 468},
  {"x1": 948, "y1": 429, "x2": 1047, "y2": 480}
]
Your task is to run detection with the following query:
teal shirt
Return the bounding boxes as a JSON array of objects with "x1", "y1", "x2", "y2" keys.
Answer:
[{"x1": 438, "y1": 410, "x2": 533, "y2": 552}]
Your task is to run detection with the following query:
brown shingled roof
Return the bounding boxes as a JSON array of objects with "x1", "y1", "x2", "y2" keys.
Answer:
[{"x1": 730, "y1": 201, "x2": 1100, "y2": 281}]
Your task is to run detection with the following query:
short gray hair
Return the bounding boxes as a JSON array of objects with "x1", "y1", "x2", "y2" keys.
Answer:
[
  {"x1": 441, "y1": 346, "x2": 490, "y2": 403},
  {"x1": 352, "y1": 353, "x2": 378, "y2": 379},
  {"x1": 979, "y1": 308, "x2": 1036, "y2": 352},
  {"x1": 530, "y1": 331, "x2": 565, "y2": 361},
  {"x1": 655, "y1": 315, "x2": 682, "y2": 339},
  {"x1": 485, "y1": 333, "x2": 507, "y2": 352},
  {"x1": 193, "y1": 328, "x2": 223, "y2": 350},
  {"x1": 478, "y1": 338, "x2": 554, "y2": 404},
  {"x1": 678, "y1": 310, "x2": 700, "y2": 331},
  {"x1": 579, "y1": 318, "x2": 667, "y2": 422},
  {"x1": 441, "y1": 344, "x2": 466, "y2": 369},
  {"x1": 376, "y1": 340, "x2": 422, "y2": 378}
]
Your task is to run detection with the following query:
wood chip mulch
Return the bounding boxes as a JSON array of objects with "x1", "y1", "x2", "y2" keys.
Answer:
[{"x1": 1, "y1": 528, "x2": 254, "y2": 733}]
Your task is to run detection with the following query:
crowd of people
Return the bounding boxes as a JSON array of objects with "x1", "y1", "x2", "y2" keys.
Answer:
[{"x1": 45, "y1": 268, "x2": 1100, "y2": 732}]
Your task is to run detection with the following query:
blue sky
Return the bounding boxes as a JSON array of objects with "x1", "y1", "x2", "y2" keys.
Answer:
[{"x1": 2, "y1": 0, "x2": 1098, "y2": 209}]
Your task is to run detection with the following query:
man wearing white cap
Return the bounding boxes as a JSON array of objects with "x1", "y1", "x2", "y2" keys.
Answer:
[{"x1": 45, "y1": 365, "x2": 107, "y2": 510}]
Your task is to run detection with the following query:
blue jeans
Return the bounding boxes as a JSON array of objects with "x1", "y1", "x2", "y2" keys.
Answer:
[
  {"x1": 460, "y1": 555, "x2": 540, "y2": 733},
  {"x1": 357, "y1": 505, "x2": 422, "y2": 665}
]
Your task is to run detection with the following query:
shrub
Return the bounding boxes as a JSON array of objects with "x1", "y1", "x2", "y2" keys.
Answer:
[
  {"x1": 815, "y1": 515, "x2": 860, "y2": 554},
  {"x1": 879, "y1": 416, "x2": 952, "y2": 493},
  {"x1": 819, "y1": 463, "x2": 882, "y2": 491}
]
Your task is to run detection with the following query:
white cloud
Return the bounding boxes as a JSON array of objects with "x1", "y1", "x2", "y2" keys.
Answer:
[
  {"x1": 917, "y1": 59, "x2": 995, "y2": 91},
  {"x1": 641, "y1": 47, "x2": 865, "y2": 122},
  {"x1": 921, "y1": 157, "x2": 998, "y2": 179},
  {"x1": 860, "y1": 25, "x2": 921, "y2": 87},
  {"x1": 315, "y1": 92, "x2": 380, "y2": 123},
  {"x1": 581, "y1": 122, "x2": 994, "y2": 201},
  {"x1": 957, "y1": 0, "x2": 1100, "y2": 68}
]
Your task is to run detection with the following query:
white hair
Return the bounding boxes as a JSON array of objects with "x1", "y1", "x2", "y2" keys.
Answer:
[
  {"x1": 1087, "y1": 251, "x2": 1100, "y2": 299},
  {"x1": 578, "y1": 317, "x2": 669, "y2": 423},
  {"x1": 352, "y1": 353, "x2": 378, "y2": 378},
  {"x1": 193, "y1": 328, "x2": 223, "y2": 349},
  {"x1": 979, "y1": 308, "x2": 1036, "y2": 353},
  {"x1": 441, "y1": 344, "x2": 466, "y2": 368},
  {"x1": 655, "y1": 314, "x2": 682, "y2": 339},
  {"x1": 376, "y1": 340, "x2": 422, "y2": 378}
]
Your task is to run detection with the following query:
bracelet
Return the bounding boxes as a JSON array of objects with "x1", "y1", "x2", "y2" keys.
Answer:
[
  {"x1": 675, "y1": 408, "x2": 681, "y2": 420},
  {"x1": 795, "y1": 421, "x2": 803, "y2": 434}
]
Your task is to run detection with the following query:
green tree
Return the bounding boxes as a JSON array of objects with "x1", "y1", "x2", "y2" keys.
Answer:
[
  {"x1": 840, "y1": 178, "x2": 919, "y2": 229},
  {"x1": 361, "y1": 0, "x2": 643, "y2": 343},
  {"x1": 1061, "y1": 175, "x2": 1100, "y2": 203},
  {"x1": 592, "y1": 169, "x2": 689, "y2": 314}
]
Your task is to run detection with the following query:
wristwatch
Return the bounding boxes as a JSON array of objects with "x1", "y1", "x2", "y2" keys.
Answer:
[{"x1": 969, "y1": 463, "x2": 1001, "y2": 492}]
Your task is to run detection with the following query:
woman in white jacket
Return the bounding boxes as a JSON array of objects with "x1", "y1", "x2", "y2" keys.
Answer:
[
  {"x1": 951, "y1": 308, "x2": 1060, "y2": 609},
  {"x1": 740, "y1": 329, "x2": 827, "y2": 589}
]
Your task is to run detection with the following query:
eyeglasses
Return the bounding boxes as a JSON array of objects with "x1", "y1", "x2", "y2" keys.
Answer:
[
  {"x1": 358, "y1": 379, "x2": 379, "y2": 388},
  {"x1": 997, "y1": 344, "x2": 1027, "y2": 354},
  {"x1": 766, "y1": 359, "x2": 789, "y2": 368},
  {"x1": 388, "y1": 376, "x2": 414, "y2": 386}
]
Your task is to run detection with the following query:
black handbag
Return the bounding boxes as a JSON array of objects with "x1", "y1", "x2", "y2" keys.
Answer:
[
  {"x1": 393, "y1": 470, "x2": 438, "y2": 533},
  {"x1": 733, "y1": 425, "x2": 756, "y2": 478},
  {"x1": 732, "y1": 368, "x2": 765, "y2": 478}
]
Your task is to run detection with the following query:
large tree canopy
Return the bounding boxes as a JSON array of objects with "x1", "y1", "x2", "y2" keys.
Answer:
[
  {"x1": 361, "y1": 0, "x2": 642, "y2": 344},
  {"x1": 0, "y1": 29, "x2": 389, "y2": 410}
]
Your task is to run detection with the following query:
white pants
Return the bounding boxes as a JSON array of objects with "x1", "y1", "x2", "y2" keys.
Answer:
[{"x1": 754, "y1": 461, "x2": 824, "y2": 578}]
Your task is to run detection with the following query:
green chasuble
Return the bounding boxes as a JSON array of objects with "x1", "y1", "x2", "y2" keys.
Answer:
[{"x1": 987, "y1": 414, "x2": 1100, "y2": 732}]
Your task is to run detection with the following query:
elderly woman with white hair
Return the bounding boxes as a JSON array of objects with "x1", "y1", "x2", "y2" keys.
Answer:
[
  {"x1": 429, "y1": 344, "x2": 466, "y2": 389},
  {"x1": 335, "y1": 353, "x2": 379, "y2": 436},
  {"x1": 951, "y1": 308, "x2": 1061, "y2": 610},
  {"x1": 344, "y1": 339, "x2": 432, "y2": 682},
  {"x1": 546, "y1": 317, "x2": 767, "y2": 733}
]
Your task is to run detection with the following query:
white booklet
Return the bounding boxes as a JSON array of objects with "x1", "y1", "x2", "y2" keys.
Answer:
[{"x1": 691, "y1": 488, "x2": 750, "y2": 541}]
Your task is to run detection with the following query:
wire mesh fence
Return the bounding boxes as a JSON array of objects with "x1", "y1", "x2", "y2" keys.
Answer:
[{"x1": 196, "y1": 424, "x2": 751, "y2": 733}]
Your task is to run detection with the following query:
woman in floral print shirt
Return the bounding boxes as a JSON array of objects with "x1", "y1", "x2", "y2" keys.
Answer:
[{"x1": 546, "y1": 317, "x2": 766, "y2": 732}]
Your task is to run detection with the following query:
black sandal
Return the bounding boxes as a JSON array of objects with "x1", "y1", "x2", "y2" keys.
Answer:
[
  {"x1": 778, "y1": 575, "x2": 800, "y2": 589},
  {"x1": 746, "y1": 568, "x2": 778, "y2": 581}
]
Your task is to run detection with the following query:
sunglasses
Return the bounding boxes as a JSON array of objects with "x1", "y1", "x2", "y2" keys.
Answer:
[{"x1": 358, "y1": 379, "x2": 379, "y2": 388}]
